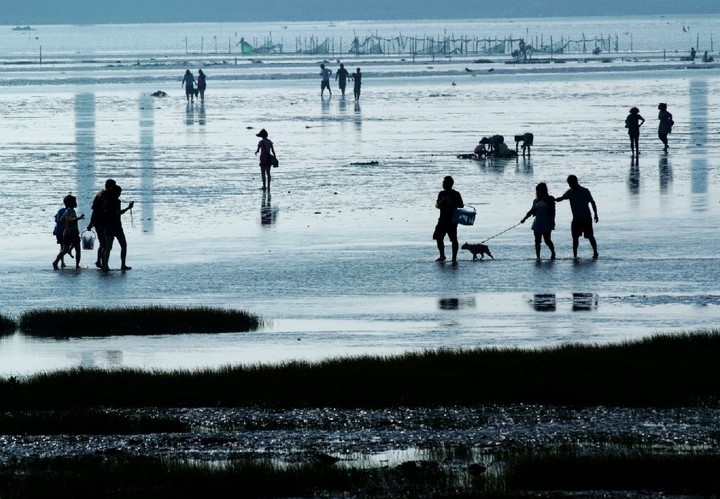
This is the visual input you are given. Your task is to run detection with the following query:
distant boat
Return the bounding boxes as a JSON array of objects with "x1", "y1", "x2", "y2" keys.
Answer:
[{"x1": 13, "y1": 25, "x2": 35, "y2": 31}]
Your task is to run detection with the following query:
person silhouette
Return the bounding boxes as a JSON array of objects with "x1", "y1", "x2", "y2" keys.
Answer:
[
  {"x1": 521, "y1": 182, "x2": 556, "y2": 260},
  {"x1": 335, "y1": 63, "x2": 350, "y2": 97},
  {"x1": 433, "y1": 176, "x2": 464, "y2": 262},
  {"x1": 555, "y1": 175, "x2": 599, "y2": 259},
  {"x1": 181, "y1": 69, "x2": 195, "y2": 103},
  {"x1": 657, "y1": 103, "x2": 673, "y2": 152},
  {"x1": 625, "y1": 107, "x2": 645, "y2": 156}
]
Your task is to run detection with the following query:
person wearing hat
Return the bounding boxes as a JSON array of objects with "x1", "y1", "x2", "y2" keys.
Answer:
[
  {"x1": 254, "y1": 129, "x2": 277, "y2": 191},
  {"x1": 433, "y1": 175, "x2": 464, "y2": 263}
]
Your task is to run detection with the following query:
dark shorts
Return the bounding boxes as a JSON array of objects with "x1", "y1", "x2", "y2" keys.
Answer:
[
  {"x1": 63, "y1": 232, "x2": 80, "y2": 247},
  {"x1": 433, "y1": 222, "x2": 458, "y2": 242},
  {"x1": 571, "y1": 219, "x2": 594, "y2": 239},
  {"x1": 321, "y1": 81, "x2": 331, "y2": 90},
  {"x1": 338, "y1": 80, "x2": 346, "y2": 90}
]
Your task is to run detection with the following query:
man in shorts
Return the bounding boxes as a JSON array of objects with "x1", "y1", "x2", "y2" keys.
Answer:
[
  {"x1": 555, "y1": 174, "x2": 599, "y2": 259},
  {"x1": 433, "y1": 175, "x2": 464, "y2": 263},
  {"x1": 319, "y1": 63, "x2": 332, "y2": 97}
]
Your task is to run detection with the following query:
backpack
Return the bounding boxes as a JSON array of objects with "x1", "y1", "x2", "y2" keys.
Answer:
[{"x1": 53, "y1": 208, "x2": 67, "y2": 236}]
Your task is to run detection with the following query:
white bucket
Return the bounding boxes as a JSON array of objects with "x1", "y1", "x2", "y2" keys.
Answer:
[{"x1": 81, "y1": 230, "x2": 96, "y2": 250}]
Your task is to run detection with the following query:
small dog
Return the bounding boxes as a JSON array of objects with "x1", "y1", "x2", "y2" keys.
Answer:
[{"x1": 461, "y1": 242, "x2": 494, "y2": 260}]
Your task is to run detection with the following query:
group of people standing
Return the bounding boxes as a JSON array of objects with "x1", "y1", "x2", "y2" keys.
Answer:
[
  {"x1": 52, "y1": 179, "x2": 134, "y2": 272},
  {"x1": 624, "y1": 103, "x2": 674, "y2": 155},
  {"x1": 434, "y1": 175, "x2": 598, "y2": 263},
  {"x1": 320, "y1": 63, "x2": 362, "y2": 100},
  {"x1": 181, "y1": 69, "x2": 207, "y2": 103}
]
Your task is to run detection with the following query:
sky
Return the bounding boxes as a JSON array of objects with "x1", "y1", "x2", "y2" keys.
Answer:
[{"x1": 3, "y1": 0, "x2": 719, "y2": 25}]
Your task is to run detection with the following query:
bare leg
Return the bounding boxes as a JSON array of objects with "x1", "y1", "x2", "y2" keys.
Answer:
[
  {"x1": 572, "y1": 236, "x2": 580, "y2": 259},
  {"x1": 543, "y1": 233, "x2": 555, "y2": 259},
  {"x1": 451, "y1": 240, "x2": 459, "y2": 262},
  {"x1": 534, "y1": 232, "x2": 542, "y2": 259},
  {"x1": 436, "y1": 240, "x2": 446, "y2": 261},
  {"x1": 589, "y1": 236, "x2": 598, "y2": 259}
]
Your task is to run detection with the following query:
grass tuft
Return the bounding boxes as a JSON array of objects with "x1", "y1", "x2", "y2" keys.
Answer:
[
  {"x1": 0, "y1": 314, "x2": 16, "y2": 335},
  {"x1": 19, "y1": 306, "x2": 264, "y2": 337}
]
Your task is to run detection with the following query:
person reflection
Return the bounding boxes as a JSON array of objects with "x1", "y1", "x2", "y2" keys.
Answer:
[
  {"x1": 354, "y1": 101, "x2": 361, "y2": 131},
  {"x1": 572, "y1": 293, "x2": 598, "y2": 311},
  {"x1": 532, "y1": 294, "x2": 556, "y2": 312},
  {"x1": 198, "y1": 101, "x2": 206, "y2": 126},
  {"x1": 628, "y1": 156, "x2": 640, "y2": 194},
  {"x1": 659, "y1": 154, "x2": 672, "y2": 193},
  {"x1": 260, "y1": 190, "x2": 278, "y2": 226},
  {"x1": 185, "y1": 102, "x2": 194, "y2": 126}
]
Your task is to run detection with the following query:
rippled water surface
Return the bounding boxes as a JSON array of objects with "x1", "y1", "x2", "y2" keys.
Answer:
[{"x1": 0, "y1": 20, "x2": 719, "y2": 376}]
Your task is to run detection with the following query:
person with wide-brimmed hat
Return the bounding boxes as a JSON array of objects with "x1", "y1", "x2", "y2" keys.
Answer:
[{"x1": 254, "y1": 129, "x2": 277, "y2": 191}]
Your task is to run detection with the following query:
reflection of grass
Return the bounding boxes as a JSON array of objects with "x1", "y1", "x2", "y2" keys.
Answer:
[
  {"x1": 505, "y1": 451, "x2": 720, "y2": 495},
  {"x1": 0, "y1": 455, "x2": 484, "y2": 498},
  {"x1": 2, "y1": 331, "x2": 719, "y2": 409},
  {"x1": 0, "y1": 314, "x2": 15, "y2": 335},
  {"x1": 19, "y1": 306, "x2": 264, "y2": 337}
]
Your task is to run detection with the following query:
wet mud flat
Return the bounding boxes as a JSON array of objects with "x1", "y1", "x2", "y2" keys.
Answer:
[{"x1": 3, "y1": 405, "x2": 719, "y2": 463}]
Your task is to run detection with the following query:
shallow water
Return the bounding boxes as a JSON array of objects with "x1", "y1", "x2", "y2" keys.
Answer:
[{"x1": 0, "y1": 26, "x2": 719, "y2": 376}]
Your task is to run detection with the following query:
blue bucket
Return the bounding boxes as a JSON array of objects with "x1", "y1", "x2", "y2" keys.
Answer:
[{"x1": 453, "y1": 206, "x2": 476, "y2": 226}]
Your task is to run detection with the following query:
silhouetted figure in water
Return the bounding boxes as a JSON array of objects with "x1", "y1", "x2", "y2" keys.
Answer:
[
  {"x1": 254, "y1": 128, "x2": 277, "y2": 191},
  {"x1": 53, "y1": 194, "x2": 84, "y2": 270},
  {"x1": 319, "y1": 63, "x2": 332, "y2": 97},
  {"x1": 103, "y1": 185, "x2": 134, "y2": 271},
  {"x1": 514, "y1": 133, "x2": 534, "y2": 156},
  {"x1": 433, "y1": 175, "x2": 464, "y2": 263},
  {"x1": 197, "y1": 69, "x2": 206, "y2": 101},
  {"x1": 335, "y1": 63, "x2": 350, "y2": 97},
  {"x1": 88, "y1": 178, "x2": 116, "y2": 269},
  {"x1": 690, "y1": 47, "x2": 697, "y2": 61},
  {"x1": 657, "y1": 103, "x2": 674, "y2": 152},
  {"x1": 521, "y1": 182, "x2": 556, "y2": 260},
  {"x1": 625, "y1": 107, "x2": 645, "y2": 156},
  {"x1": 351, "y1": 67, "x2": 362, "y2": 101},
  {"x1": 555, "y1": 175, "x2": 599, "y2": 260}
]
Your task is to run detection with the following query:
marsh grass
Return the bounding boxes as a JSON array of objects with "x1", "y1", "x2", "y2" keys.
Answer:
[
  {"x1": 504, "y1": 451, "x2": 720, "y2": 495},
  {"x1": 0, "y1": 313, "x2": 16, "y2": 335},
  {"x1": 1, "y1": 331, "x2": 720, "y2": 409},
  {"x1": 18, "y1": 306, "x2": 264, "y2": 337},
  {"x1": 0, "y1": 455, "x2": 486, "y2": 499}
]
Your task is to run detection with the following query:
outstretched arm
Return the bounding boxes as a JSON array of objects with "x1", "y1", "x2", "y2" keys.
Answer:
[{"x1": 591, "y1": 200, "x2": 598, "y2": 222}]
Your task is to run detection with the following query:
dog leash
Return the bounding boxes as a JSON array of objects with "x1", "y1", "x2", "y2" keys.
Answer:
[{"x1": 480, "y1": 222, "x2": 522, "y2": 244}]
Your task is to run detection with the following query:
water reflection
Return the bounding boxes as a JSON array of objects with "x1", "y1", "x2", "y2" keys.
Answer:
[
  {"x1": 354, "y1": 101, "x2": 362, "y2": 134},
  {"x1": 74, "y1": 93, "x2": 96, "y2": 207},
  {"x1": 139, "y1": 95, "x2": 155, "y2": 233},
  {"x1": 516, "y1": 156, "x2": 532, "y2": 175},
  {"x1": 185, "y1": 102, "x2": 194, "y2": 126},
  {"x1": 627, "y1": 155, "x2": 640, "y2": 195},
  {"x1": 198, "y1": 102, "x2": 206, "y2": 126},
  {"x1": 80, "y1": 349, "x2": 123, "y2": 368},
  {"x1": 532, "y1": 294, "x2": 556, "y2": 312},
  {"x1": 658, "y1": 153, "x2": 673, "y2": 193},
  {"x1": 572, "y1": 293, "x2": 598, "y2": 311},
  {"x1": 438, "y1": 297, "x2": 476, "y2": 310},
  {"x1": 689, "y1": 79, "x2": 708, "y2": 211},
  {"x1": 321, "y1": 96, "x2": 331, "y2": 117},
  {"x1": 260, "y1": 191, "x2": 278, "y2": 226}
]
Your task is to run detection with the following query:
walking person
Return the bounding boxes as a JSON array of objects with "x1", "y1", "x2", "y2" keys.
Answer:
[
  {"x1": 520, "y1": 182, "x2": 556, "y2": 260},
  {"x1": 657, "y1": 103, "x2": 673, "y2": 152},
  {"x1": 87, "y1": 178, "x2": 116, "y2": 269},
  {"x1": 103, "y1": 185, "x2": 134, "y2": 272},
  {"x1": 433, "y1": 175, "x2": 464, "y2": 263},
  {"x1": 52, "y1": 194, "x2": 85, "y2": 270},
  {"x1": 555, "y1": 175, "x2": 599, "y2": 260},
  {"x1": 335, "y1": 63, "x2": 350, "y2": 97},
  {"x1": 197, "y1": 69, "x2": 206, "y2": 101},
  {"x1": 319, "y1": 63, "x2": 332, "y2": 97},
  {"x1": 351, "y1": 67, "x2": 362, "y2": 101},
  {"x1": 254, "y1": 128, "x2": 277, "y2": 191},
  {"x1": 53, "y1": 202, "x2": 74, "y2": 268},
  {"x1": 181, "y1": 69, "x2": 195, "y2": 103},
  {"x1": 625, "y1": 107, "x2": 645, "y2": 156}
]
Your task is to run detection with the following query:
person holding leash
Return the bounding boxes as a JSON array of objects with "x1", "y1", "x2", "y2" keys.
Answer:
[{"x1": 433, "y1": 175, "x2": 464, "y2": 263}]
